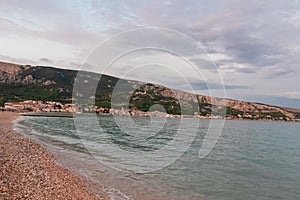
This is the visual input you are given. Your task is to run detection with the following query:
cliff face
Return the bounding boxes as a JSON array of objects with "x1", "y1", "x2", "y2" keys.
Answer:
[
  {"x1": 0, "y1": 61, "x2": 24, "y2": 84},
  {"x1": 0, "y1": 61, "x2": 299, "y2": 121}
]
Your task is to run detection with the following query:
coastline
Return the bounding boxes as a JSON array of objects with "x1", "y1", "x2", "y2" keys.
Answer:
[
  {"x1": 4, "y1": 111, "x2": 295, "y2": 199},
  {"x1": 10, "y1": 112, "x2": 196, "y2": 200},
  {"x1": 20, "y1": 111, "x2": 300, "y2": 123},
  {"x1": 0, "y1": 111, "x2": 108, "y2": 200}
]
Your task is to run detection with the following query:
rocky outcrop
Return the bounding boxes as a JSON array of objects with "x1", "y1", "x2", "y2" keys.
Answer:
[
  {"x1": 0, "y1": 62, "x2": 22, "y2": 84},
  {"x1": 0, "y1": 63, "x2": 38, "y2": 85}
]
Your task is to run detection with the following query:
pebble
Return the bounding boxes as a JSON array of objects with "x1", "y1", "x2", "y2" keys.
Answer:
[{"x1": 0, "y1": 112, "x2": 109, "y2": 200}]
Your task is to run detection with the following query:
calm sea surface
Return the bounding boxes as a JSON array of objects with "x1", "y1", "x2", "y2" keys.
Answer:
[{"x1": 14, "y1": 115, "x2": 300, "y2": 200}]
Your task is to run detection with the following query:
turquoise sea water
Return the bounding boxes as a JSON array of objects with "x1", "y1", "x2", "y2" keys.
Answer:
[{"x1": 14, "y1": 115, "x2": 300, "y2": 200}]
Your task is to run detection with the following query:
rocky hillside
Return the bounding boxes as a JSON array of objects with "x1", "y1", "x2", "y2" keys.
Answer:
[{"x1": 0, "y1": 61, "x2": 299, "y2": 121}]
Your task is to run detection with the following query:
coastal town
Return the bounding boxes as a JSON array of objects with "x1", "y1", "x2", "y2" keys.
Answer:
[
  {"x1": 0, "y1": 100, "x2": 213, "y2": 118},
  {"x1": 1, "y1": 99, "x2": 300, "y2": 122},
  {"x1": 0, "y1": 99, "x2": 223, "y2": 118},
  {"x1": 2, "y1": 100, "x2": 78, "y2": 113}
]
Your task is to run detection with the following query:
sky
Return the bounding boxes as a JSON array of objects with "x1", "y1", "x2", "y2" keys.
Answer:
[{"x1": 0, "y1": 0, "x2": 299, "y2": 108}]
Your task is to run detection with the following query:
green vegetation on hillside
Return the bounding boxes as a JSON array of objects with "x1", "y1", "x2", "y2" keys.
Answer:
[{"x1": 0, "y1": 63, "x2": 297, "y2": 121}]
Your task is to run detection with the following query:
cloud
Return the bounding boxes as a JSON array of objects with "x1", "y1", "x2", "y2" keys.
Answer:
[
  {"x1": 218, "y1": 62, "x2": 257, "y2": 74},
  {"x1": 39, "y1": 58, "x2": 53, "y2": 63},
  {"x1": 234, "y1": 67, "x2": 256, "y2": 74},
  {"x1": 0, "y1": 54, "x2": 36, "y2": 65},
  {"x1": 284, "y1": 91, "x2": 300, "y2": 100},
  {"x1": 188, "y1": 79, "x2": 250, "y2": 90},
  {"x1": 0, "y1": 1, "x2": 104, "y2": 51},
  {"x1": 0, "y1": 0, "x2": 299, "y2": 107},
  {"x1": 170, "y1": 1, "x2": 300, "y2": 75},
  {"x1": 263, "y1": 66, "x2": 294, "y2": 78},
  {"x1": 244, "y1": 95, "x2": 300, "y2": 108}
]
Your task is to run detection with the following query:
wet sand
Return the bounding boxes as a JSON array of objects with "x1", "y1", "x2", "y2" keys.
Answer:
[{"x1": 0, "y1": 111, "x2": 108, "y2": 200}]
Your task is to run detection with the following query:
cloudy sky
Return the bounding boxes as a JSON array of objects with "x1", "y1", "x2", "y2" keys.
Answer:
[{"x1": 0, "y1": 0, "x2": 299, "y2": 107}]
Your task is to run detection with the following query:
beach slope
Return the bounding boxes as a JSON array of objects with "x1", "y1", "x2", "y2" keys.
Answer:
[{"x1": 0, "y1": 112, "x2": 106, "y2": 199}]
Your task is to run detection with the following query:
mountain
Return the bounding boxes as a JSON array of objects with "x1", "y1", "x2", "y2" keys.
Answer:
[{"x1": 0, "y1": 61, "x2": 299, "y2": 121}]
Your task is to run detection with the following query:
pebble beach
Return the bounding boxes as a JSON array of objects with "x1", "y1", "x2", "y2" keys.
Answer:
[{"x1": 0, "y1": 111, "x2": 108, "y2": 200}]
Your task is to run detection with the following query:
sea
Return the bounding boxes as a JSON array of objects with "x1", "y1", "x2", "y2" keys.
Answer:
[{"x1": 13, "y1": 114, "x2": 300, "y2": 200}]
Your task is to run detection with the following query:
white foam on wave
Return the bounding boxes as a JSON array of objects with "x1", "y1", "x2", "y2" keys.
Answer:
[
  {"x1": 12, "y1": 116, "x2": 28, "y2": 135},
  {"x1": 104, "y1": 187, "x2": 134, "y2": 200}
]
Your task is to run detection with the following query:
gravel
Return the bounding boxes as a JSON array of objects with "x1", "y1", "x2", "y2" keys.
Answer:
[{"x1": 0, "y1": 112, "x2": 108, "y2": 200}]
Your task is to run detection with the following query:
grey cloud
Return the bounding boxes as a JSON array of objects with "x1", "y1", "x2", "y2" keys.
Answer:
[
  {"x1": 1, "y1": 0, "x2": 299, "y2": 108},
  {"x1": 167, "y1": 76, "x2": 250, "y2": 91},
  {"x1": 0, "y1": 54, "x2": 36, "y2": 65},
  {"x1": 244, "y1": 95, "x2": 300, "y2": 108},
  {"x1": 168, "y1": 0, "x2": 300, "y2": 72},
  {"x1": 0, "y1": 1, "x2": 102, "y2": 50},
  {"x1": 264, "y1": 67, "x2": 294, "y2": 78},
  {"x1": 225, "y1": 84, "x2": 250, "y2": 90},
  {"x1": 0, "y1": 0, "x2": 64, "y2": 15},
  {"x1": 40, "y1": 58, "x2": 53, "y2": 63},
  {"x1": 216, "y1": 60, "x2": 256, "y2": 74},
  {"x1": 189, "y1": 58, "x2": 218, "y2": 70},
  {"x1": 234, "y1": 67, "x2": 256, "y2": 74},
  {"x1": 189, "y1": 80, "x2": 249, "y2": 90},
  {"x1": 0, "y1": 16, "x2": 18, "y2": 26},
  {"x1": 223, "y1": 37, "x2": 274, "y2": 66}
]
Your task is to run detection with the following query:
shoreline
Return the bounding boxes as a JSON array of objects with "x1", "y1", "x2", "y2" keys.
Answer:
[
  {"x1": 20, "y1": 111, "x2": 300, "y2": 123},
  {"x1": 10, "y1": 112, "x2": 195, "y2": 200},
  {"x1": 0, "y1": 111, "x2": 108, "y2": 199},
  {"x1": 3, "y1": 111, "x2": 181, "y2": 200}
]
